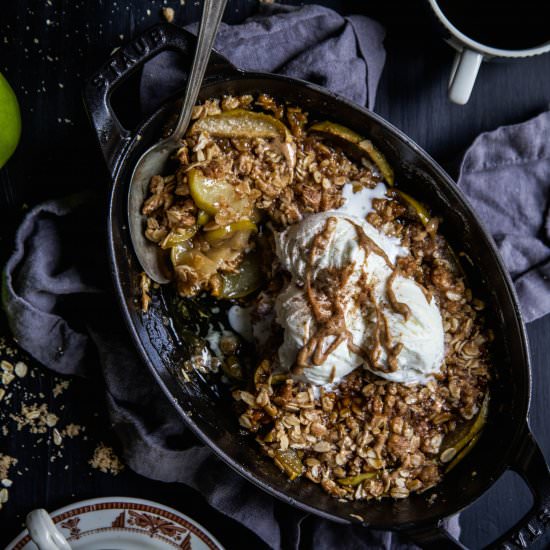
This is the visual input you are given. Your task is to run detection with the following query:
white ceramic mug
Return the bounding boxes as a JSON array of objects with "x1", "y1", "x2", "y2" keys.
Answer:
[
  {"x1": 26, "y1": 509, "x2": 72, "y2": 550},
  {"x1": 427, "y1": 0, "x2": 550, "y2": 105}
]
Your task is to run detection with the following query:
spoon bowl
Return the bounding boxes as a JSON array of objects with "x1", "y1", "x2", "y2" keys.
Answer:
[
  {"x1": 128, "y1": 140, "x2": 175, "y2": 284},
  {"x1": 127, "y1": 0, "x2": 227, "y2": 284}
]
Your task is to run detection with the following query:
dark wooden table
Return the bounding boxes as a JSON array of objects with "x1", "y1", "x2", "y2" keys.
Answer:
[{"x1": 1, "y1": 1, "x2": 549, "y2": 548}]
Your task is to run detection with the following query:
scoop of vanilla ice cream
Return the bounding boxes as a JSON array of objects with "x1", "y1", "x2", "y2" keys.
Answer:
[
  {"x1": 275, "y1": 209, "x2": 405, "y2": 282},
  {"x1": 273, "y1": 211, "x2": 445, "y2": 386},
  {"x1": 275, "y1": 282, "x2": 368, "y2": 385},
  {"x1": 374, "y1": 275, "x2": 445, "y2": 384}
]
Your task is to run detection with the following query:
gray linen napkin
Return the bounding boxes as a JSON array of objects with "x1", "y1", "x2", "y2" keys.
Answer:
[
  {"x1": 3, "y1": 4, "x2": 425, "y2": 550},
  {"x1": 457, "y1": 110, "x2": 550, "y2": 323},
  {"x1": 141, "y1": 3, "x2": 386, "y2": 115}
]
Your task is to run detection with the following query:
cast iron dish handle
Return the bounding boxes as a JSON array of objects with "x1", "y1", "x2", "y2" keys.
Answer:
[
  {"x1": 405, "y1": 428, "x2": 550, "y2": 549},
  {"x1": 490, "y1": 430, "x2": 550, "y2": 549},
  {"x1": 83, "y1": 23, "x2": 238, "y2": 178}
]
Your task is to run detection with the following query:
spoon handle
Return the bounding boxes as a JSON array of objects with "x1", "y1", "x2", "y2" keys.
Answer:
[{"x1": 172, "y1": 0, "x2": 228, "y2": 140}]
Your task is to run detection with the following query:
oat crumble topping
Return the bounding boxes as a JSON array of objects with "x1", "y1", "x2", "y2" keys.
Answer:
[{"x1": 141, "y1": 95, "x2": 492, "y2": 501}]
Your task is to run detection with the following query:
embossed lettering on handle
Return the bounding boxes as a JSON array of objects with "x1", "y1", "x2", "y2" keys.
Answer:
[
  {"x1": 499, "y1": 506, "x2": 550, "y2": 549},
  {"x1": 493, "y1": 432, "x2": 550, "y2": 549}
]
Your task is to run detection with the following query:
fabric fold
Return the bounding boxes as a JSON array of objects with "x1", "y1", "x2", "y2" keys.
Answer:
[
  {"x1": 141, "y1": 3, "x2": 386, "y2": 115},
  {"x1": 457, "y1": 110, "x2": 550, "y2": 322}
]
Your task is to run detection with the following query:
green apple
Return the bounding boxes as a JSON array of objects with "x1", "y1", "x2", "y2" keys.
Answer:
[{"x1": 0, "y1": 71, "x2": 21, "y2": 169}]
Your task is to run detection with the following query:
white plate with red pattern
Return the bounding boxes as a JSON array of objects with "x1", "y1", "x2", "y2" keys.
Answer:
[{"x1": 7, "y1": 496, "x2": 224, "y2": 550}]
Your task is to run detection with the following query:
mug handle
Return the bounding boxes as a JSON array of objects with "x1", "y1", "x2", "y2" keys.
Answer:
[
  {"x1": 26, "y1": 509, "x2": 72, "y2": 550},
  {"x1": 448, "y1": 48, "x2": 483, "y2": 105}
]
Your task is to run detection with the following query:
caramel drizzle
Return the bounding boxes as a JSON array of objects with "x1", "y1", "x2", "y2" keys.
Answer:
[
  {"x1": 417, "y1": 281, "x2": 433, "y2": 304},
  {"x1": 292, "y1": 216, "x2": 421, "y2": 375},
  {"x1": 349, "y1": 283, "x2": 401, "y2": 374},
  {"x1": 350, "y1": 220, "x2": 393, "y2": 270},
  {"x1": 294, "y1": 217, "x2": 354, "y2": 374},
  {"x1": 350, "y1": 221, "x2": 405, "y2": 373},
  {"x1": 386, "y1": 268, "x2": 411, "y2": 322}
]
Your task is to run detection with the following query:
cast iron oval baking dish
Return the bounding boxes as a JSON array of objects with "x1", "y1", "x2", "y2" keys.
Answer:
[{"x1": 83, "y1": 24, "x2": 550, "y2": 548}]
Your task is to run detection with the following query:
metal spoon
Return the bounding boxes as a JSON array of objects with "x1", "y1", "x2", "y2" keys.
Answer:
[{"x1": 128, "y1": 0, "x2": 228, "y2": 284}]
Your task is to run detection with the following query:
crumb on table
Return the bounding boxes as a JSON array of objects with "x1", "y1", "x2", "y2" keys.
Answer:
[
  {"x1": 162, "y1": 7, "x2": 175, "y2": 23},
  {"x1": 89, "y1": 443, "x2": 125, "y2": 475},
  {"x1": 0, "y1": 454, "x2": 17, "y2": 510}
]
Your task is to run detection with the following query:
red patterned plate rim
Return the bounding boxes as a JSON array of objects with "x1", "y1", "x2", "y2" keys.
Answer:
[{"x1": 7, "y1": 496, "x2": 224, "y2": 550}]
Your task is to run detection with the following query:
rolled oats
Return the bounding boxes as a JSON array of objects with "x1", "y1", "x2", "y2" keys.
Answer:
[{"x1": 14, "y1": 361, "x2": 28, "y2": 378}]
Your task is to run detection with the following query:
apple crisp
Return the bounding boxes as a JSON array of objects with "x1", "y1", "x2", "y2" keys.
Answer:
[{"x1": 141, "y1": 94, "x2": 491, "y2": 501}]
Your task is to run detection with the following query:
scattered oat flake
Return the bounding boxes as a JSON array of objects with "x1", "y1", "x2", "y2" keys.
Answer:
[
  {"x1": 10, "y1": 403, "x2": 58, "y2": 433},
  {"x1": 62, "y1": 423, "x2": 83, "y2": 438},
  {"x1": 52, "y1": 380, "x2": 70, "y2": 397},
  {"x1": 45, "y1": 413, "x2": 59, "y2": 427},
  {"x1": 2, "y1": 371, "x2": 15, "y2": 385},
  {"x1": 89, "y1": 443, "x2": 125, "y2": 475},
  {"x1": 0, "y1": 454, "x2": 17, "y2": 481},
  {"x1": 1, "y1": 360, "x2": 13, "y2": 372},
  {"x1": 53, "y1": 428, "x2": 63, "y2": 446},
  {"x1": 14, "y1": 361, "x2": 28, "y2": 378},
  {"x1": 0, "y1": 455, "x2": 17, "y2": 509},
  {"x1": 162, "y1": 7, "x2": 175, "y2": 22}
]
